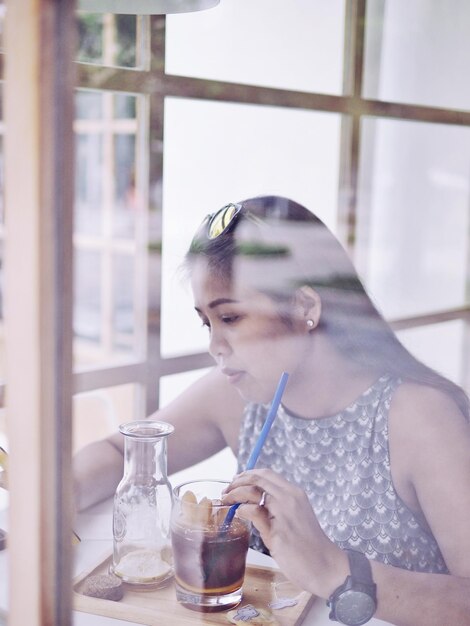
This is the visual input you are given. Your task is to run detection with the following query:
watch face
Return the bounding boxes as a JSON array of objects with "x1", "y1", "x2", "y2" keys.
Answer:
[{"x1": 335, "y1": 589, "x2": 377, "y2": 626}]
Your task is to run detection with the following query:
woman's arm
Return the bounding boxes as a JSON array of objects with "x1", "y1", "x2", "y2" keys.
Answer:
[
  {"x1": 223, "y1": 386, "x2": 470, "y2": 626},
  {"x1": 73, "y1": 433, "x2": 125, "y2": 511},
  {"x1": 224, "y1": 468, "x2": 470, "y2": 626},
  {"x1": 73, "y1": 367, "x2": 245, "y2": 511}
]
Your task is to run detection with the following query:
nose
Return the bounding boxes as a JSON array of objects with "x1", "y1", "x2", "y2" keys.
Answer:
[{"x1": 208, "y1": 325, "x2": 232, "y2": 360}]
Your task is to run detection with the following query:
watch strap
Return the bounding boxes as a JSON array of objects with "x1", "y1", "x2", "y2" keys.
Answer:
[{"x1": 345, "y1": 550, "x2": 374, "y2": 587}]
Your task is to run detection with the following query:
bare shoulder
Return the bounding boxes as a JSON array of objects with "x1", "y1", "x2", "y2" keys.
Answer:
[
  {"x1": 388, "y1": 380, "x2": 470, "y2": 486},
  {"x1": 389, "y1": 381, "x2": 470, "y2": 575},
  {"x1": 389, "y1": 381, "x2": 468, "y2": 435},
  {"x1": 388, "y1": 381, "x2": 470, "y2": 459}
]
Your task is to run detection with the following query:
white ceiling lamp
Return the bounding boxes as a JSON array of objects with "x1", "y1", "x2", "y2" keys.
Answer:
[{"x1": 78, "y1": 0, "x2": 220, "y2": 14}]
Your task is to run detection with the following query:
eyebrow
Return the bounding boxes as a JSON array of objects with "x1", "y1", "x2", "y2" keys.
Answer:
[{"x1": 194, "y1": 297, "x2": 240, "y2": 313}]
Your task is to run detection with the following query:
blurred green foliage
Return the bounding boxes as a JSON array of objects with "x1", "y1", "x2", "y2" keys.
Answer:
[{"x1": 76, "y1": 13, "x2": 137, "y2": 67}]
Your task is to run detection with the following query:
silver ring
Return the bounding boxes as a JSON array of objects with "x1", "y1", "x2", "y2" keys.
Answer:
[{"x1": 258, "y1": 490, "x2": 267, "y2": 507}]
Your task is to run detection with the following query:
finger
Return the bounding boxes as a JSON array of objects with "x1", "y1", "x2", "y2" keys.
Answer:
[
  {"x1": 231, "y1": 469, "x2": 308, "y2": 504},
  {"x1": 222, "y1": 485, "x2": 264, "y2": 507},
  {"x1": 235, "y1": 468, "x2": 299, "y2": 491},
  {"x1": 236, "y1": 503, "x2": 273, "y2": 545},
  {"x1": 224, "y1": 486, "x2": 279, "y2": 529},
  {"x1": 228, "y1": 472, "x2": 310, "y2": 523},
  {"x1": 226, "y1": 471, "x2": 281, "y2": 498}
]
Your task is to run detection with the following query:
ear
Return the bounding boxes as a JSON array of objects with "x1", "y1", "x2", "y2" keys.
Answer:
[{"x1": 294, "y1": 285, "x2": 321, "y2": 332}]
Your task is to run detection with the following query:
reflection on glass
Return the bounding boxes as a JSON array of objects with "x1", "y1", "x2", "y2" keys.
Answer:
[
  {"x1": 363, "y1": 0, "x2": 470, "y2": 110},
  {"x1": 356, "y1": 117, "x2": 470, "y2": 320},
  {"x1": 74, "y1": 89, "x2": 145, "y2": 368},
  {"x1": 77, "y1": 13, "x2": 103, "y2": 64},
  {"x1": 112, "y1": 253, "x2": 135, "y2": 352},
  {"x1": 115, "y1": 15, "x2": 138, "y2": 68},
  {"x1": 114, "y1": 134, "x2": 137, "y2": 239},
  {"x1": 75, "y1": 91, "x2": 104, "y2": 238},
  {"x1": 160, "y1": 97, "x2": 342, "y2": 357},
  {"x1": 74, "y1": 249, "x2": 102, "y2": 347},
  {"x1": 73, "y1": 384, "x2": 137, "y2": 451},
  {"x1": 114, "y1": 93, "x2": 137, "y2": 119},
  {"x1": 76, "y1": 12, "x2": 137, "y2": 68},
  {"x1": 74, "y1": 247, "x2": 143, "y2": 366},
  {"x1": 76, "y1": 91, "x2": 103, "y2": 120},
  {"x1": 165, "y1": 0, "x2": 345, "y2": 95},
  {"x1": 75, "y1": 91, "x2": 139, "y2": 238},
  {"x1": 75, "y1": 133, "x2": 103, "y2": 236},
  {"x1": 397, "y1": 321, "x2": 464, "y2": 387}
]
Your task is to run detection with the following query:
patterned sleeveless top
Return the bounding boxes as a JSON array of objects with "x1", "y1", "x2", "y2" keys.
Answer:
[{"x1": 237, "y1": 374, "x2": 448, "y2": 573}]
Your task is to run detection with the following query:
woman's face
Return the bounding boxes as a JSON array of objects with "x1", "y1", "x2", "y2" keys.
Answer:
[{"x1": 191, "y1": 259, "x2": 310, "y2": 404}]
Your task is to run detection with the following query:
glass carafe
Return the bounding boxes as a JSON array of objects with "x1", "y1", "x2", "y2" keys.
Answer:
[{"x1": 112, "y1": 420, "x2": 174, "y2": 587}]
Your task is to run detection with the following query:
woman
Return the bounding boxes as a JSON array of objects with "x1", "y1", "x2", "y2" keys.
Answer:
[{"x1": 74, "y1": 196, "x2": 470, "y2": 625}]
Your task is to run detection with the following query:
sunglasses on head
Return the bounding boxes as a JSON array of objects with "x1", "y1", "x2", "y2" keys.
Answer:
[{"x1": 202, "y1": 202, "x2": 242, "y2": 240}]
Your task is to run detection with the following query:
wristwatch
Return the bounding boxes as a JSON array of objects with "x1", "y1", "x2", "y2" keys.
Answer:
[{"x1": 327, "y1": 549, "x2": 377, "y2": 625}]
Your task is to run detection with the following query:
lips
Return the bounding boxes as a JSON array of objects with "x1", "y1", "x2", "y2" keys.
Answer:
[{"x1": 221, "y1": 368, "x2": 245, "y2": 384}]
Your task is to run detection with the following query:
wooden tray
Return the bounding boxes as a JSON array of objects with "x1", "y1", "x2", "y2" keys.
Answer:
[{"x1": 74, "y1": 554, "x2": 315, "y2": 626}]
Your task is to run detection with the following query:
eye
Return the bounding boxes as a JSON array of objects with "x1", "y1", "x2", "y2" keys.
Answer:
[
  {"x1": 197, "y1": 314, "x2": 211, "y2": 331},
  {"x1": 221, "y1": 314, "x2": 241, "y2": 325}
]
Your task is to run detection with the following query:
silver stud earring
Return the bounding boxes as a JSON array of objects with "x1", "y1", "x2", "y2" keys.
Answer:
[{"x1": 307, "y1": 319, "x2": 314, "y2": 328}]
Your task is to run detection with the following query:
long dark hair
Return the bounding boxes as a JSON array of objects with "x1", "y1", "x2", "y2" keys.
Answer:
[{"x1": 188, "y1": 195, "x2": 469, "y2": 419}]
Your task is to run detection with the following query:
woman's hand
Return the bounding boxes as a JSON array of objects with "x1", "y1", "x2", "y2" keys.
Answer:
[{"x1": 223, "y1": 468, "x2": 348, "y2": 598}]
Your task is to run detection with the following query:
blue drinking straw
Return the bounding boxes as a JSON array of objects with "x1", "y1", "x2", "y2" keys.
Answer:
[{"x1": 223, "y1": 371, "x2": 289, "y2": 528}]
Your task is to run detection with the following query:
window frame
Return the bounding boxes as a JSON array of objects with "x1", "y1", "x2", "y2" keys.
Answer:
[
  {"x1": 73, "y1": 2, "x2": 470, "y2": 414},
  {"x1": 3, "y1": 1, "x2": 75, "y2": 623}
]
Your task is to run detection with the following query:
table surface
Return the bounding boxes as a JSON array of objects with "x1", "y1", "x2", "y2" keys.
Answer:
[{"x1": 0, "y1": 495, "x2": 392, "y2": 626}]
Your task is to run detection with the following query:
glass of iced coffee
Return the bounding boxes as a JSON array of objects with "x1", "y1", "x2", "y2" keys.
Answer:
[{"x1": 170, "y1": 479, "x2": 250, "y2": 612}]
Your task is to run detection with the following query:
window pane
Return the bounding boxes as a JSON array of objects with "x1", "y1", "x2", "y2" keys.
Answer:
[
  {"x1": 115, "y1": 15, "x2": 138, "y2": 68},
  {"x1": 363, "y1": 0, "x2": 470, "y2": 110},
  {"x1": 112, "y1": 253, "x2": 136, "y2": 354},
  {"x1": 397, "y1": 321, "x2": 465, "y2": 386},
  {"x1": 74, "y1": 250, "x2": 145, "y2": 367},
  {"x1": 74, "y1": 90, "x2": 146, "y2": 368},
  {"x1": 114, "y1": 133, "x2": 137, "y2": 239},
  {"x1": 76, "y1": 13, "x2": 138, "y2": 68},
  {"x1": 76, "y1": 91, "x2": 103, "y2": 120},
  {"x1": 161, "y1": 97, "x2": 342, "y2": 357},
  {"x1": 74, "y1": 249, "x2": 102, "y2": 350},
  {"x1": 75, "y1": 132, "x2": 104, "y2": 236},
  {"x1": 77, "y1": 13, "x2": 103, "y2": 64},
  {"x1": 75, "y1": 91, "x2": 105, "y2": 237},
  {"x1": 75, "y1": 91, "x2": 140, "y2": 239},
  {"x1": 114, "y1": 93, "x2": 137, "y2": 120},
  {"x1": 356, "y1": 117, "x2": 470, "y2": 320},
  {"x1": 166, "y1": 0, "x2": 345, "y2": 95}
]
